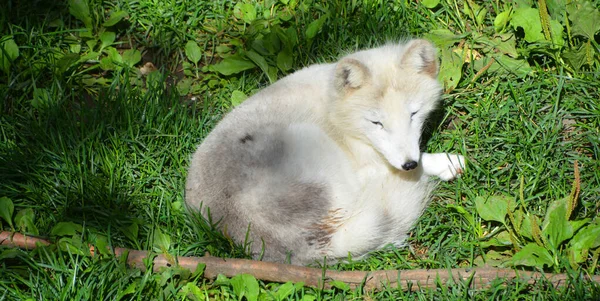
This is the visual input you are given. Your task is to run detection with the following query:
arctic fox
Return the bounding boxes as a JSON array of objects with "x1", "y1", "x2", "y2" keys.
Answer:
[{"x1": 185, "y1": 39, "x2": 465, "y2": 265}]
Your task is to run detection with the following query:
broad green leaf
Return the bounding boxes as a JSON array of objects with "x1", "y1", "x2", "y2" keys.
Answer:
[
  {"x1": 276, "y1": 47, "x2": 294, "y2": 72},
  {"x1": 69, "y1": 0, "x2": 92, "y2": 29},
  {"x1": 264, "y1": 32, "x2": 282, "y2": 55},
  {"x1": 477, "y1": 35, "x2": 518, "y2": 58},
  {"x1": 568, "y1": 222, "x2": 600, "y2": 263},
  {"x1": 231, "y1": 274, "x2": 259, "y2": 301},
  {"x1": 570, "y1": 222, "x2": 600, "y2": 250},
  {"x1": 215, "y1": 45, "x2": 231, "y2": 55},
  {"x1": 80, "y1": 28, "x2": 94, "y2": 39},
  {"x1": 421, "y1": 0, "x2": 439, "y2": 9},
  {"x1": 494, "y1": 10, "x2": 511, "y2": 32},
  {"x1": 56, "y1": 53, "x2": 80, "y2": 73},
  {"x1": 182, "y1": 61, "x2": 194, "y2": 77},
  {"x1": 329, "y1": 280, "x2": 350, "y2": 291},
  {"x1": 70, "y1": 43, "x2": 81, "y2": 53},
  {"x1": 277, "y1": 9, "x2": 293, "y2": 22},
  {"x1": 276, "y1": 282, "x2": 295, "y2": 300},
  {"x1": 122, "y1": 49, "x2": 141, "y2": 67},
  {"x1": 14, "y1": 208, "x2": 38, "y2": 235},
  {"x1": 0, "y1": 249, "x2": 21, "y2": 260},
  {"x1": 542, "y1": 198, "x2": 574, "y2": 249},
  {"x1": 176, "y1": 78, "x2": 193, "y2": 95},
  {"x1": 306, "y1": 15, "x2": 328, "y2": 39},
  {"x1": 234, "y1": 3, "x2": 257, "y2": 24},
  {"x1": 267, "y1": 65, "x2": 278, "y2": 83},
  {"x1": 179, "y1": 282, "x2": 204, "y2": 300},
  {"x1": 152, "y1": 228, "x2": 171, "y2": 252},
  {"x1": 51, "y1": 221, "x2": 83, "y2": 236},
  {"x1": 477, "y1": 249, "x2": 510, "y2": 267},
  {"x1": 105, "y1": 47, "x2": 123, "y2": 63},
  {"x1": 231, "y1": 90, "x2": 248, "y2": 107},
  {"x1": 511, "y1": 243, "x2": 554, "y2": 268},
  {"x1": 438, "y1": 48, "x2": 462, "y2": 91},
  {"x1": 210, "y1": 56, "x2": 256, "y2": 75},
  {"x1": 103, "y1": 10, "x2": 128, "y2": 27},
  {"x1": 510, "y1": 7, "x2": 545, "y2": 43},
  {"x1": 192, "y1": 263, "x2": 206, "y2": 279},
  {"x1": 570, "y1": 218, "x2": 590, "y2": 234},
  {"x1": 0, "y1": 196, "x2": 14, "y2": 228},
  {"x1": 285, "y1": 27, "x2": 299, "y2": 47},
  {"x1": 519, "y1": 213, "x2": 534, "y2": 240},
  {"x1": 121, "y1": 223, "x2": 139, "y2": 246},
  {"x1": 424, "y1": 29, "x2": 464, "y2": 49},
  {"x1": 0, "y1": 38, "x2": 19, "y2": 74},
  {"x1": 86, "y1": 39, "x2": 96, "y2": 51},
  {"x1": 116, "y1": 282, "x2": 138, "y2": 299},
  {"x1": 474, "y1": 195, "x2": 512, "y2": 224},
  {"x1": 185, "y1": 41, "x2": 202, "y2": 64},
  {"x1": 546, "y1": 0, "x2": 566, "y2": 19},
  {"x1": 250, "y1": 39, "x2": 272, "y2": 56},
  {"x1": 567, "y1": 0, "x2": 600, "y2": 40},
  {"x1": 214, "y1": 273, "x2": 231, "y2": 286},
  {"x1": 481, "y1": 230, "x2": 513, "y2": 248},
  {"x1": 99, "y1": 31, "x2": 116, "y2": 50},
  {"x1": 562, "y1": 42, "x2": 594, "y2": 71},
  {"x1": 99, "y1": 56, "x2": 116, "y2": 71},
  {"x1": 494, "y1": 55, "x2": 533, "y2": 77},
  {"x1": 549, "y1": 19, "x2": 564, "y2": 47},
  {"x1": 92, "y1": 234, "x2": 110, "y2": 255},
  {"x1": 31, "y1": 88, "x2": 51, "y2": 109},
  {"x1": 246, "y1": 50, "x2": 269, "y2": 78},
  {"x1": 57, "y1": 237, "x2": 87, "y2": 255},
  {"x1": 243, "y1": 274, "x2": 259, "y2": 301}
]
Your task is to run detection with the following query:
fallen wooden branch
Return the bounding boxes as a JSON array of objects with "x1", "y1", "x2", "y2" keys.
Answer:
[{"x1": 2, "y1": 231, "x2": 599, "y2": 291}]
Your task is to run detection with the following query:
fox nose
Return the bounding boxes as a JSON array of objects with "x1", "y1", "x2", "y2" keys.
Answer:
[{"x1": 401, "y1": 161, "x2": 418, "y2": 171}]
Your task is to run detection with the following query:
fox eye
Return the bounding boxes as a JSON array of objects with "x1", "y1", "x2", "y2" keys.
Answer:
[
  {"x1": 370, "y1": 120, "x2": 384, "y2": 128},
  {"x1": 410, "y1": 111, "x2": 418, "y2": 119}
]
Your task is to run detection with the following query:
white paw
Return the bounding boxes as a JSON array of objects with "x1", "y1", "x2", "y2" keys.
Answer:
[{"x1": 437, "y1": 154, "x2": 465, "y2": 181}]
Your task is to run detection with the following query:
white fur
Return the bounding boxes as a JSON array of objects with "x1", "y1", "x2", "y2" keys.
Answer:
[{"x1": 185, "y1": 39, "x2": 466, "y2": 265}]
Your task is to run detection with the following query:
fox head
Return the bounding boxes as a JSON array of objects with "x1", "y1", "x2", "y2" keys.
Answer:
[{"x1": 329, "y1": 39, "x2": 442, "y2": 171}]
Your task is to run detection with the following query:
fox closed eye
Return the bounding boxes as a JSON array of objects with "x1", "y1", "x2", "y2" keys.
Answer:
[
  {"x1": 370, "y1": 120, "x2": 384, "y2": 128},
  {"x1": 410, "y1": 111, "x2": 418, "y2": 119}
]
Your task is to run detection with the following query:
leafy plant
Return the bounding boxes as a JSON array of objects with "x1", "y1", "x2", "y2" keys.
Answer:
[
  {"x1": 0, "y1": 197, "x2": 38, "y2": 235},
  {"x1": 212, "y1": 273, "x2": 308, "y2": 301},
  {"x1": 206, "y1": 1, "x2": 303, "y2": 82},
  {"x1": 467, "y1": 163, "x2": 600, "y2": 273},
  {"x1": 176, "y1": 1, "x2": 330, "y2": 106},
  {"x1": 0, "y1": 36, "x2": 19, "y2": 75},
  {"x1": 424, "y1": 0, "x2": 600, "y2": 92}
]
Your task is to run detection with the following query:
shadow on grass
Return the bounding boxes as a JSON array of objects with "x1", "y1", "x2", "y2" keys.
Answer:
[{"x1": 0, "y1": 70, "x2": 217, "y2": 248}]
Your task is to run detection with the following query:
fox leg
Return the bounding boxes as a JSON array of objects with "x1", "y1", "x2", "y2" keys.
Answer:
[{"x1": 421, "y1": 153, "x2": 465, "y2": 181}]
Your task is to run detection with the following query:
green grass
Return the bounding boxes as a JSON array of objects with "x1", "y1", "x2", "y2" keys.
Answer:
[{"x1": 1, "y1": 0, "x2": 600, "y2": 300}]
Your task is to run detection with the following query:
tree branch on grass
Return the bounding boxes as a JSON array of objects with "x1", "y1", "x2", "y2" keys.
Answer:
[{"x1": 2, "y1": 231, "x2": 599, "y2": 291}]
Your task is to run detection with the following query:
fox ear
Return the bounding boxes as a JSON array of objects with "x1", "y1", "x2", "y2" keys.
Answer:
[
  {"x1": 334, "y1": 58, "x2": 371, "y2": 92},
  {"x1": 400, "y1": 39, "x2": 439, "y2": 77}
]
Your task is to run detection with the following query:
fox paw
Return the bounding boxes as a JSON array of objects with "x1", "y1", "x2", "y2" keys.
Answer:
[
  {"x1": 437, "y1": 154, "x2": 465, "y2": 181},
  {"x1": 422, "y1": 153, "x2": 466, "y2": 181}
]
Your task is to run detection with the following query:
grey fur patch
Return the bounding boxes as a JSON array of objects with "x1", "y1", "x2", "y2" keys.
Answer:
[
  {"x1": 188, "y1": 122, "x2": 334, "y2": 264},
  {"x1": 229, "y1": 181, "x2": 333, "y2": 264}
]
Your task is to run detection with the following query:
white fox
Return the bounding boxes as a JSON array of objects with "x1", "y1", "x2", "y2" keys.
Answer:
[{"x1": 185, "y1": 39, "x2": 465, "y2": 265}]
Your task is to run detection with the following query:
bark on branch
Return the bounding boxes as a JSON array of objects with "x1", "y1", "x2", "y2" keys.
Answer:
[{"x1": 2, "y1": 231, "x2": 598, "y2": 291}]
